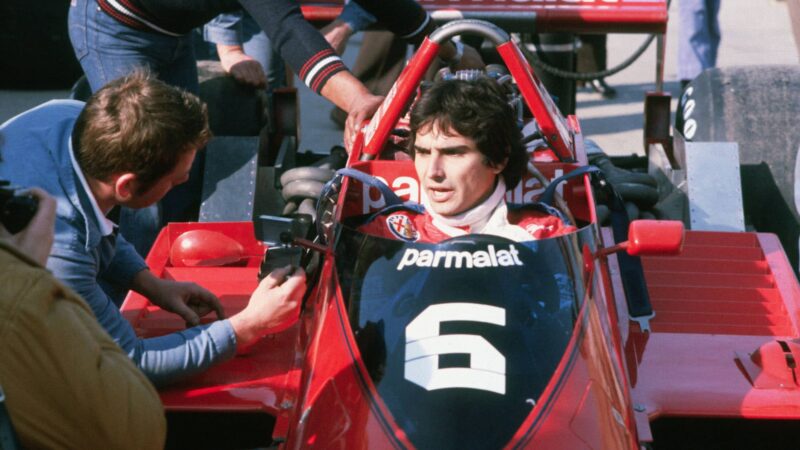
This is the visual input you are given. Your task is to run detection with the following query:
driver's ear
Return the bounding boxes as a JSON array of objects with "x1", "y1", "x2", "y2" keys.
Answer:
[{"x1": 113, "y1": 173, "x2": 138, "y2": 202}]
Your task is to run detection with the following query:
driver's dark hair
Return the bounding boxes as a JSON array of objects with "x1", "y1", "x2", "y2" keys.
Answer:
[{"x1": 408, "y1": 77, "x2": 526, "y2": 189}]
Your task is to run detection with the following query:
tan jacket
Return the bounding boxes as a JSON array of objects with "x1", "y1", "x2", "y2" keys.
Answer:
[{"x1": 0, "y1": 241, "x2": 165, "y2": 449}]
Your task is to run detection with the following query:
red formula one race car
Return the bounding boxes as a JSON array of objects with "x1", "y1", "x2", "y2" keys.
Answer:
[{"x1": 122, "y1": 19, "x2": 800, "y2": 450}]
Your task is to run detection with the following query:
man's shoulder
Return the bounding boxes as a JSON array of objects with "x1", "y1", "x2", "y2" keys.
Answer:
[
  {"x1": 0, "y1": 99, "x2": 82, "y2": 171},
  {"x1": 2, "y1": 100, "x2": 84, "y2": 130}
]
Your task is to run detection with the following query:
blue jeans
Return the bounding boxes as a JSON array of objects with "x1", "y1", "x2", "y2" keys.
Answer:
[
  {"x1": 678, "y1": 0, "x2": 721, "y2": 81},
  {"x1": 68, "y1": 0, "x2": 204, "y2": 257},
  {"x1": 68, "y1": 0, "x2": 199, "y2": 93}
]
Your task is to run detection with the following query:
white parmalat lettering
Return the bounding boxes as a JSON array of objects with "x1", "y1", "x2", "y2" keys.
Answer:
[
  {"x1": 396, "y1": 245, "x2": 523, "y2": 271},
  {"x1": 405, "y1": 303, "x2": 506, "y2": 394}
]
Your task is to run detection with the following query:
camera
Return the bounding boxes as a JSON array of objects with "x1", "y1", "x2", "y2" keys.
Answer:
[{"x1": 0, "y1": 180, "x2": 39, "y2": 234}]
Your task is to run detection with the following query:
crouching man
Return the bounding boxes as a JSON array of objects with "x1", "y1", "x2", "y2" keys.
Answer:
[{"x1": 361, "y1": 78, "x2": 575, "y2": 242}]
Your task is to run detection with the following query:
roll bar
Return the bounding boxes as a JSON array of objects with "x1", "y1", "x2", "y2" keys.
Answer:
[{"x1": 359, "y1": 19, "x2": 575, "y2": 162}]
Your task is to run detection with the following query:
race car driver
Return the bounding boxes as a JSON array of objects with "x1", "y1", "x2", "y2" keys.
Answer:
[{"x1": 359, "y1": 77, "x2": 575, "y2": 243}]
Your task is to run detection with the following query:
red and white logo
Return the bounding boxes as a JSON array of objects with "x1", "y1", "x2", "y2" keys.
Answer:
[{"x1": 387, "y1": 214, "x2": 419, "y2": 242}]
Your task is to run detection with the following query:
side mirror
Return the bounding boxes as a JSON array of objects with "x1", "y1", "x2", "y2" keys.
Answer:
[
  {"x1": 626, "y1": 219, "x2": 684, "y2": 256},
  {"x1": 597, "y1": 220, "x2": 684, "y2": 258},
  {"x1": 169, "y1": 229, "x2": 245, "y2": 267}
]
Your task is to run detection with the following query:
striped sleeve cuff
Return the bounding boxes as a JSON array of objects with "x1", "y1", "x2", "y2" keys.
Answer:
[{"x1": 298, "y1": 49, "x2": 348, "y2": 94}]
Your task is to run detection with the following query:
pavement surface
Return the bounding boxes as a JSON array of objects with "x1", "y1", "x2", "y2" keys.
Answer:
[
  {"x1": 584, "y1": 0, "x2": 798, "y2": 156},
  {"x1": 1, "y1": 0, "x2": 797, "y2": 158}
]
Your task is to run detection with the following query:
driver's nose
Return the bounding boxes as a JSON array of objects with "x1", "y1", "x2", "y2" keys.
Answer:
[{"x1": 426, "y1": 153, "x2": 445, "y2": 181}]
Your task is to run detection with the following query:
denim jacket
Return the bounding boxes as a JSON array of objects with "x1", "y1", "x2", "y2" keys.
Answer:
[{"x1": 0, "y1": 100, "x2": 236, "y2": 386}]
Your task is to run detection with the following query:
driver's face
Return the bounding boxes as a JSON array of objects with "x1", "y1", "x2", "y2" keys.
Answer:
[{"x1": 414, "y1": 124, "x2": 504, "y2": 217}]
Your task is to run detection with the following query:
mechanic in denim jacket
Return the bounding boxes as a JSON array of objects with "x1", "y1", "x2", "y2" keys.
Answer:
[{"x1": 0, "y1": 71, "x2": 305, "y2": 386}]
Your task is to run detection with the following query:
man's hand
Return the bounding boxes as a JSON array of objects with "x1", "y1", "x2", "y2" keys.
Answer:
[
  {"x1": 318, "y1": 71, "x2": 384, "y2": 151},
  {"x1": 132, "y1": 271, "x2": 225, "y2": 326},
  {"x1": 151, "y1": 280, "x2": 225, "y2": 326},
  {"x1": 229, "y1": 266, "x2": 306, "y2": 348},
  {"x1": 0, "y1": 188, "x2": 56, "y2": 266},
  {"x1": 217, "y1": 44, "x2": 267, "y2": 88},
  {"x1": 321, "y1": 19, "x2": 354, "y2": 55},
  {"x1": 344, "y1": 93, "x2": 384, "y2": 151}
]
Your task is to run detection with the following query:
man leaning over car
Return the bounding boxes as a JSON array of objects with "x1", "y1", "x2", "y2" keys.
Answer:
[{"x1": 0, "y1": 70, "x2": 306, "y2": 387}]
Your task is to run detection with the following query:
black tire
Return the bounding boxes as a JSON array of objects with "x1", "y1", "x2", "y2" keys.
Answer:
[{"x1": 676, "y1": 66, "x2": 800, "y2": 272}]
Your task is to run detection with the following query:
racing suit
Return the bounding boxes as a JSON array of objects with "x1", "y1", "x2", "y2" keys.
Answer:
[{"x1": 358, "y1": 179, "x2": 575, "y2": 243}]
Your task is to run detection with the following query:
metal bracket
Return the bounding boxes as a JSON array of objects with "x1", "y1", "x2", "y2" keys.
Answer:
[{"x1": 631, "y1": 312, "x2": 655, "y2": 334}]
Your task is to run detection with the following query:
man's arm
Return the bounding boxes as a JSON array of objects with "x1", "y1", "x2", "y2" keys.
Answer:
[
  {"x1": 321, "y1": 1, "x2": 377, "y2": 54},
  {"x1": 204, "y1": 12, "x2": 268, "y2": 88},
  {"x1": 238, "y1": 0, "x2": 348, "y2": 95},
  {"x1": 238, "y1": 0, "x2": 384, "y2": 146},
  {"x1": 352, "y1": 0, "x2": 432, "y2": 45},
  {"x1": 49, "y1": 244, "x2": 305, "y2": 386},
  {"x1": 132, "y1": 266, "x2": 305, "y2": 384},
  {"x1": 48, "y1": 245, "x2": 238, "y2": 386},
  {"x1": 352, "y1": 0, "x2": 482, "y2": 67}
]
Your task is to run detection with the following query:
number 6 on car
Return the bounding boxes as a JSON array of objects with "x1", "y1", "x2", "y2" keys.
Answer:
[{"x1": 405, "y1": 303, "x2": 506, "y2": 394}]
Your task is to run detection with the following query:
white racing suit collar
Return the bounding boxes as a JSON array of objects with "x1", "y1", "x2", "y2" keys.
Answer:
[{"x1": 423, "y1": 179, "x2": 533, "y2": 242}]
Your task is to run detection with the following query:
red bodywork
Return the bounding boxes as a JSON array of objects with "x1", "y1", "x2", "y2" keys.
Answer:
[
  {"x1": 300, "y1": 0, "x2": 667, "y2": 34},
  {"x1": 121, "y1": 4, "x2": 800, "y2": 448}
]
